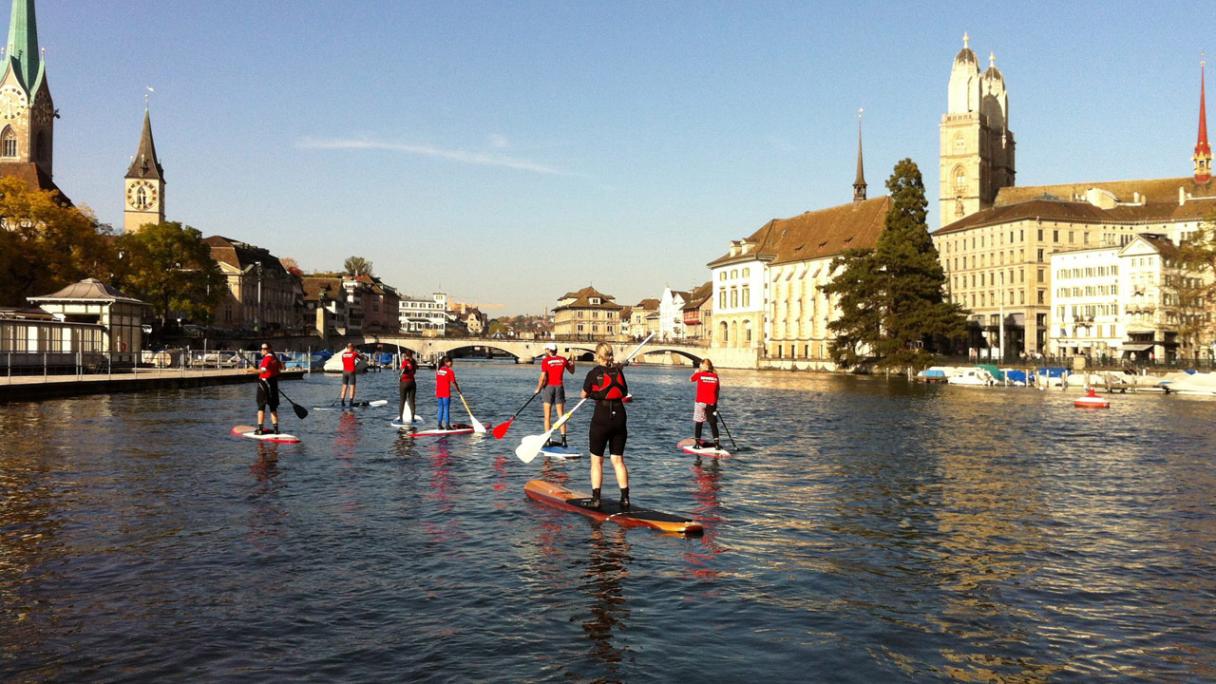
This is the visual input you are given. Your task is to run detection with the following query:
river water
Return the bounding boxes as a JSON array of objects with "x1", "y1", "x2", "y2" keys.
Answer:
[{"x1": 1, "y1": 362, "x2": 1214, "y2": 682}]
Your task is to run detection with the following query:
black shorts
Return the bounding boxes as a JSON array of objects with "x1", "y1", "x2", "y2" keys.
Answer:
[
  {"x1": 588, "y1": 403, "x2": 627, "y2": 457},
  {"x1": 257, "y1": 378, "x2": 280, "y2": 410}
]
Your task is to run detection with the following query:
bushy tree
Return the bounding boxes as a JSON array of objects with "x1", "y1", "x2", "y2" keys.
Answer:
[
  {"x1": 114, "y1": 221, "x2": 224, "y2": 328},
  {"x1": 0, "y1": 177, "x2": 117, "y2": 306},
  {"x1": 344, "y1": 256, "x2": 373, "y2": 277},
  {"x1": 824, "y1": 159, "x2": 966, "y2": 369},
  {"x1": 1172, "y1": 215, "x2": 1216, "y2": 356}
]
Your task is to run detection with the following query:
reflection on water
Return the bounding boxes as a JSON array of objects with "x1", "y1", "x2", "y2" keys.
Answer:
[{"x1": 1, "y1": 367, "x2": 1214, "y2": 681}]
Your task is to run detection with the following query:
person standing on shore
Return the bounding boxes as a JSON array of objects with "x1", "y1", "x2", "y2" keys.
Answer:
[
  {"x1": 338, "y1": 343, "x2": 364, "y2": 406},
  {"x1": 255, "y1": 343, "x2": 282, "y2": 435},
  {"x1": 580, "y1": 342, "x2": 630, "y2": 511},
  {"x1": 398, "y1": 349, "x2": 419, "y2": 428},
  {"x1": 435, "y1": 356, "x2": 460, "y2": 430},
  {"x1": 690, "y1": 358, "x2": 721, "y2": 449},
  {"x1": 535, "y1": 342, "x2": 575, "y2": 447}
]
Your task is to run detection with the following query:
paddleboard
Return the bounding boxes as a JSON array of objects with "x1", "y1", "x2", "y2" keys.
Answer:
[
  {"x1": 389, "y1": 415, "x2": 424, "y2": 430},
  {"x1": 231, "y1": 424, "x2": 301, "y2": 444},
  {"x1": 677, "y1": 438, "x2": 731, "y2": 458},
  {"x1": 404, "y1": 423, "x2": 476, "y2": 438},
  {"x1": 539, "y1": 443, "x2": 582, "y2": 460},
  {"x1": 524, "y1": 479, "x2": 702, "y2": 535},
  {"x1": 314, "y1": 399, "x2": 388, "y2": 411}
]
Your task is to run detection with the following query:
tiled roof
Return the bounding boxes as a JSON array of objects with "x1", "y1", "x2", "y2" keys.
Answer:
[
  {"x1": 28, "y1": 278, "x2": 145, "y2": 305},
  {"x1": 0, "y1": 162, "x2": 71, "y2": 204},
  {"x1": 301, "y1": 275, "x2": 342, "y2": 302},
  {"x1": 994, "y1": 176, "x2": 1216, "y2": 207},
  {"x1": 682, "y1": 281, "x2": 712, "y2": 311},
  {"x1": 935, "y1": 195, "x2": 1216, "y2": 236},
  {"x1": 555, "y1": 285, "x2": 621, "y2": 310},
  {"x1": 205, "y1": 235, "x2": 288, "y2": 275},
  {"x1": 633, "y1": 298, "x2": 659, "y2": 311},
  {"x1": 709, "y1": 196, "x2": 892, "y2": 267}
]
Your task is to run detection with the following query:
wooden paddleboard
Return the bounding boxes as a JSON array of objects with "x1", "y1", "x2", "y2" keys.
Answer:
[
  {"x1": 539, "y1": 444, "x2": 581, "y2": 460},
  {"x1": 524, "y1": 479, "x2": 702, "y2": 535},
  {"x1": 405, "y1": 423, "x2": 476, "y2": 438},
  {"x1": 231, "y1": 425, "x2": 301, "y2": 444},
  {"x1": 677, "y1": 438, "x2": 731, "y2": 458}
]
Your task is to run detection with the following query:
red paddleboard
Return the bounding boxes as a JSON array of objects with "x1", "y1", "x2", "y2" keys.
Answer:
[
  {"x1": 406, "y1": 423, "x2": 476, "y2": 438},
  {"x1": 524, "y1": 479, "x2": 702, "y2": 536},
  {"x1": 231, "y1": 425, "x2": 302, "y2": 444},
  {"x1": 677, "y1": 438, "x2": 731, "y2": 458}
]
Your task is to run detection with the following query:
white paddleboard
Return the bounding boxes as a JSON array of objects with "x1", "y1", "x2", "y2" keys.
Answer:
[
  {"x1": 677, "y1": 438, "x2": 730, "y2": 458},
  {"x1": 314, "y1": 399, "x2": 389, "y2": 411},
  {"x1": 232, "y1": 424, "x2": 301, "y2": 444},
  {"x1": 539, "y1": 444, "x2": 582, "y2": 460}
]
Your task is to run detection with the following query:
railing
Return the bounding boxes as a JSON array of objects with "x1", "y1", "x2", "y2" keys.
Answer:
[{"x1": 2, "y1": 348, "x2": 318, "y2": 383}]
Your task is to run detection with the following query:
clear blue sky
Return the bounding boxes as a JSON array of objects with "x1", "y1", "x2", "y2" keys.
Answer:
[{"x1": 33, "y1": 0, "x2": 1216, "y2": 315}]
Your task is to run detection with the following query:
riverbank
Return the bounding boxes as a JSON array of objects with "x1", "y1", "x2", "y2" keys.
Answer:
[{"x1": 0, "y1": 368, "x2": 307, "y2": 402}]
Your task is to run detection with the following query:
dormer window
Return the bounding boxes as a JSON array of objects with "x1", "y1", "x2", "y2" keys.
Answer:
[{"x1": 590, "y1": 297, "x2": 601, "y2": 305}]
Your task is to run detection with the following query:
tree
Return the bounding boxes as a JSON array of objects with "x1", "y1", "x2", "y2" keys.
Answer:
[
  {"x1": 1172, "y1": 215, "x2": 1216, "y2": 358},
  {"x1": 344, "y1": 256, "x2": 373, "y2": 277},
  {"x1": 115, "y1": 221, "x2": 224, "y2": 329},
  {"x1": 824, "y1": 159, "x2": 966, "y2": 369},
  {"x1": 0, "y1": 177, "x2": 117, "y2": 306}
]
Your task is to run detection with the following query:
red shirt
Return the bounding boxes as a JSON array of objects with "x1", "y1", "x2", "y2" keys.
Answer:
[
  {"x1": 399, "y1": 358, "x2": 418, "y2": 383},
  {"x1": 341, "y1": 350, "x2": 360, "y2": 372},
  {"x1": 691, "y1": 371, "x2": 719, "y2": 405},
  {"x1": 258, "y1": 353, "x2": 281, "y2": 380},
  {"x1": 541, "y1": 354, "x2": 573, "y2": 386},
  {"x1": 436, "y1": 366, "x2": 456, "y2": 398}
]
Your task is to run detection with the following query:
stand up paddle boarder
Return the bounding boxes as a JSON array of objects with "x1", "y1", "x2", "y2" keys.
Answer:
[
  {"x1": 435, "y1": 356, "x2": 460, "y2": 431},
  {"x1": 581, "y1": 342, "x2": 630, "y2": 511},
  {"x1": 690, "y1": 358, "x2": 721, "y2": 450},
  {"x1": 535, "y1": 342, "x2": 575, "y2": 447},
  {"x1": 398, "y1": 349, "x2": 419, "y2": 429},
  {"x1": 254, "y1": 343, "x2": 282, "y2": 435},
  {"x1": 338, "y1": 343, "x2": 365, "y2": 407}
]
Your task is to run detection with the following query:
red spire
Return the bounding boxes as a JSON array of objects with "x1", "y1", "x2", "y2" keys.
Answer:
[{"x1": 1195, "y1": 59, "x2": 1212, "y2": 184}]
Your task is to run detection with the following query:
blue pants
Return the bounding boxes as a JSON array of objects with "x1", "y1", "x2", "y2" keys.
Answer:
[{"x1": 437, "y1": 397, "x2": 451, "y2": 427}]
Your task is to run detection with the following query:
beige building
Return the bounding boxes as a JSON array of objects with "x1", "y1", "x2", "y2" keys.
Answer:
[
  {"x1": 206, "y1": 236, "x2": 303, "y2": 334},
  {"x1": 553, "y1": 286, "x2": 623, "y2": 339},
  {"x1": 681, "y1": 282, "x2": 712, "y2": 342},
  {"x1": 629, "y1": 298, "x2": 659, "y2": 340},
  {"x1": 123, "y1": 109, "x2": 165, "y2": 233},
  {"x1": 26, "y1": 278, "x2": 148, "y2": 364}
]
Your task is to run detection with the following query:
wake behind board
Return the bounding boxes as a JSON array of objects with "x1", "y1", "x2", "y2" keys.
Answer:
[
  {"x1": 539, "y1": 443, "x2": 581, "y2": 460},
  {"x1": 231, "y1": 425, "x2": 301, "y2": 444},
  {"x1": 677, "y1": 438, "x2": 731, "y2": 458},
  {"x1": 524, "y1": 479, "x2": 702, "y2": 535},
  {"x1": 404, "y1": 423, "x2": 476, "y2": 438},
  {"x1": 314, "y1": 399, "x2": 388, "y2": 411}
]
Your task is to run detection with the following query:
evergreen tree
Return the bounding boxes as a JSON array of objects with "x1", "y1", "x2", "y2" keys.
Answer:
[{"x1": 824, "y1": 159, "x2": 966, "y2": 369}]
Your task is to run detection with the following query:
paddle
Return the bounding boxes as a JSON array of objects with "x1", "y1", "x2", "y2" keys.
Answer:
[
  {"x1": 491, "y1": 390, "x2": 541, "y2": 439},
  {"x1": 265, "y1": 380, "x2": 308, "y2": 420},
  {"x1": 715, "y1": 407, "x2": 738, "y2": 450},
  {"x1": 455, "y1": 387, "x2": 486, "y2": 434},
  {"x1": 515, "y1": 333, "x2": 654, "y2": 464}
]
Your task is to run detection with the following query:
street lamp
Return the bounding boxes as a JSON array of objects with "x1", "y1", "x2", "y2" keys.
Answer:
[{"x1": 254, "y1": 261, "x2": 263, "y2": 333}]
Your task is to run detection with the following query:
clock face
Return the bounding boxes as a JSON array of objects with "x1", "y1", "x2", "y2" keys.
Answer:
[
  {"x1": 126, "y1": 180, "x2": 158, "y2": 211},
  {"x1": 0, "y1": 85, "x2": 27, "y2": 120}
]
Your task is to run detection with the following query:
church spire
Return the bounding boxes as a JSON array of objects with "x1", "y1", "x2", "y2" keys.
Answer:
[
  {"x1": 853, "y1": 108, "x2": 867, "y2": 202},
  {"x1": 126, "y1": 108, "x2": 164, "y2": 181},
  {"x1": 5, "y1": 0, "x2": 41, "y2": 92},
  {"x1": 1194, "y1": 56, "x2": 1211, "y2": 185}
]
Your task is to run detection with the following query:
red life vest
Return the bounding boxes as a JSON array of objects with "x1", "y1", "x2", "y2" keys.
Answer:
[{"x1": 591, "y1": 367, "x2": 626, "y2": 401}]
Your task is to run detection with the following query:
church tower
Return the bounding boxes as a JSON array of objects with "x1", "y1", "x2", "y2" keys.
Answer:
[
  {"x1": 0, "y1": 0, "x2": 54, "y2": 180},
  {"x1": 939, "y1": 33, "x2": 1015, "y2": 226},
  {"x1": 853, "y1": 108, "x2": 867, "y2": 202},
  {"x1": 123, "y1": 108, "x2": 165, "y2": 233},
  {"x1": 1194, "y1": 58, "x2": 1211, "y2": 185}
]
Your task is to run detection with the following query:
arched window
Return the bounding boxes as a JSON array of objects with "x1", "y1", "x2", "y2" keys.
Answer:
[
  {"x1": 741, "y1": 285, "x2": 750, "y2": 308},
  {"x1": 729, "y1": 321, "x2": 738, "y2": 348},
  {"x1": 1, "y1": 127, "x2": 16, "y2": 158},
  {"x1": 719, "y1": 321, "x2": 728, "y2": 344}
]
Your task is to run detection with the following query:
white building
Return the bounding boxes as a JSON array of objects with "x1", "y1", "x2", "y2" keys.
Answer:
[
  {"x1": 657, "y1": 287, "x2": 689, "y2": 341},
  {"x1": 708, "y1": 240, "x2": 767, "y2": 350},
  {"x1": 398, "y1": 292, "x2": 448, "y2": 335}
]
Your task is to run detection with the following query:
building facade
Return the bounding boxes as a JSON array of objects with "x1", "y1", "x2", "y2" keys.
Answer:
[
  {"x1": 657, "y1": 287, "x2": 689, "y2": 341},
  {"x1": 206, "y1": 236, "x2": 303, "y2": 335},
  {"x1": 553, "y1": 286, "x2": 623, "y2": 339},
  {"x1": 26, "y1": 278, "x2": 148, "y2": 363},
  {"x1": 398, "y1": 292, "x2": 448, "y2": 335}
]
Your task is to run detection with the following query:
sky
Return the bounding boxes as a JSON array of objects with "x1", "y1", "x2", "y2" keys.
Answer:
[{"x1": 27, "y1": 0, "x2": 1216, "y2": 315}]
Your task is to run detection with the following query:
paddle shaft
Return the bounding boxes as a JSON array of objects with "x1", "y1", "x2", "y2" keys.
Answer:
[
  {"x1": 492, "y1": 391, "x2": 541, "y2": 439},
  {"x1": 715, "y1": 406, "x2": 737, "y2": 450},
  {"x1": 262, "y1": 378, "x2": 308, "y2": 419}
]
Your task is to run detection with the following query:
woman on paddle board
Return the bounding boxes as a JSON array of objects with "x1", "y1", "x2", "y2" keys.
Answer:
[
  {"x1": 580, "y1": 342, "x2": 630, "y2": 511},
  {"x1": 435, "y1": 356, "x2": 460, "y2": 431},
  {"x1": 254, "y1": 343, "x2": 282, "y2": 435},
  {"x1": 690, "y1": 358, "x2": 721, "y2": 449},
  {"x1": 399, "y1": 349, "x2": 419, "y2": 429}
]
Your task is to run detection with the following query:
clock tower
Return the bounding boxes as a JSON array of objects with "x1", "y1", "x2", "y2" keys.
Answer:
[
  {"x1": 123, "y1": 108, "x2": 165, "y2": 233},
  {"x1": 0, "y1": 0, "x2": 56, "y2": 182}
]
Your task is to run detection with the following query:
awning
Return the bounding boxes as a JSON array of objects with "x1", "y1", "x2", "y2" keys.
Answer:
[{"x1": 1120, "y1": 343, "x2": 1154, "y2": 352}]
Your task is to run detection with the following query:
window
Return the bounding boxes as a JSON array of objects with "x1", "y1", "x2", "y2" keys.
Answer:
[
  {"x1": 719, "y1": 290, "x2": 726, "y2": 308},
  {"x1": 730, "y1": 288, "x2": 738, "y2": 308},
  {"x1": 1038, "y1": 289, "x2": 1045, "y2": 304},
  {"x1": 1, "y1": 127, "x2": 15, "y2": 158},
  {"x1": 742, "y1": 267, "x2": 750, "y2": 278},
  {"x1": 719, "y1": 272, "x2": 726, "y2": 281},
  {"x1": 742, "y1": 286, "x2": 750, "y2": 308},
  {"x1": 1037, "y1": 249, "x2": 1044, "y2": 263}
]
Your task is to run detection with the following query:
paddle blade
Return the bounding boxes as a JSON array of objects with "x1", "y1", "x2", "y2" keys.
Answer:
[
  {"x1": 471, "y1": 416, "x2": 487, "y2": 434},
  {"x1": 292, "y1": 403, "x2": 308, "y2": 420},
  {"x1": 492, "y1": 418, "x2": 514, "y2": 439},
  {"x1": 368, "y1": 400, "x2": 388, "y2": 408},
  {"x1": 515, "y1": 433, "x2": 548, "y2": 464}
]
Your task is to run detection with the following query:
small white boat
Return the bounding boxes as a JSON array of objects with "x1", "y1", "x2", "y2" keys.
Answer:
[
  {"x1": 1159, "y1": 371, "x2": 1216, "y2": 397},
  {"x1": 947, "y1": 367, "x2": 996, "y2": 386}
]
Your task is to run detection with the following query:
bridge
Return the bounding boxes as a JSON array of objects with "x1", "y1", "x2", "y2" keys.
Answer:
[{"x1": 348, "y1": 335, "x2": 712, "y2": 366}]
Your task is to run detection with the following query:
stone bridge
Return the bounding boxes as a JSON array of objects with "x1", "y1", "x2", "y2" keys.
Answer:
[{"x1": 349, "y1": 336, "x2": 715, "y2": 366}]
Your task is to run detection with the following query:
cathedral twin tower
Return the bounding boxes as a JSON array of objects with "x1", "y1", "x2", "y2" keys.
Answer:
[{"x1": 939, "y1": 33, "x2": 1016, "y2": 226}]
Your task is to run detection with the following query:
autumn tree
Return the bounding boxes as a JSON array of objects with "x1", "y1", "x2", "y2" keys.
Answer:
[
  {"x1": 114, "y1": 221, "x2": 224, "y2": 329},
  {"x1": 823, "y1": 159, "x2": 966, "y2": 369},
  {"x1": 1171, "y1": 215, "x2": 1216, "y2": 358},
  {"x1": 0, "y1": 177, "x2": 117, "y2": 306},
  {"x1": 344, "y1": 256, "x2": 373, "y2": 277}
]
